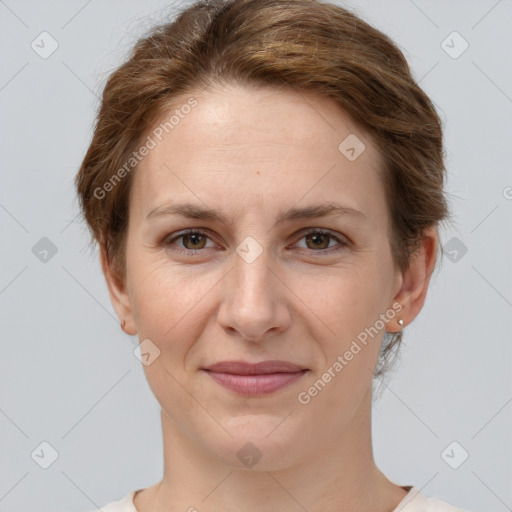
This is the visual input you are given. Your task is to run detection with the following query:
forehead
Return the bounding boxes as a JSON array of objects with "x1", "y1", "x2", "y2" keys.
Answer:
[{"x1": 130, "y1": 83, "x2": 387, "y2": 227}]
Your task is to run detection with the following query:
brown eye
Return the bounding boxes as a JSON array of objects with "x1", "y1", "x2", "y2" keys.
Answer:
[
  {"x1": 181, "y1": 232, "x2": 207, "y2": 250},
  {"x1": 164, "y1": 230, "x2": 215, "y2": 254},
  {"x1": 294, "y1": 229, "x2": 349, "y2": 255},
  {"x1": 304, "y1": 232, "x2": 331, "y2": 250}
]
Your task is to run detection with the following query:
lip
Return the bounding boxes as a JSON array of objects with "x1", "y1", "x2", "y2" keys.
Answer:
[
  {"x1": 202, "y1": 360, "x2": 308, "y2": 396},
  {"x1": 204, "y1": 360, "x2": 306, "y2": 374}
]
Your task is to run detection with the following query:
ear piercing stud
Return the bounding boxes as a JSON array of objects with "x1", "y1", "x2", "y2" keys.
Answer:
[{"x1": 398, "y1": 319, "x2": 404, "y2": 327}]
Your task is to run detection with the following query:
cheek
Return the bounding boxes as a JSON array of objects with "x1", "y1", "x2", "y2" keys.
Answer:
[
  {"x1": 296, "y1": 268, "x2": 386, "y2": 417},
  {"x1": 128, "y1": 262, "x2": 205, "y2": 342},
  {"x1": 299, "y1": 263, "x2": 386, "y2": 345}
]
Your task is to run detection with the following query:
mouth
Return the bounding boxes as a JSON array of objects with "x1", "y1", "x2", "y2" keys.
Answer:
[{"x1": 202, "y1": 360, "x2": 309, "y2": 396}]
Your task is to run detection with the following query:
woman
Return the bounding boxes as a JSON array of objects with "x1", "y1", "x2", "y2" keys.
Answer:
[{"x1": 76, "y1": 0, "x2": 465, "y2": 510}]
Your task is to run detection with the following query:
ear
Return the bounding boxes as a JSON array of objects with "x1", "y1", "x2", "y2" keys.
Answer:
[
  {"x1": 387, "y1": 227, "x2": 438, "y2": 332},
  {"x1": 99, "y1": 246, "x2": 137, "y2": 335}
]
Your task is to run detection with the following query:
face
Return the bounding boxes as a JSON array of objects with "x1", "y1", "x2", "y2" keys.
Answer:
[{"x1": 107, "y1": 83, "x2": 409, "y2": 469}]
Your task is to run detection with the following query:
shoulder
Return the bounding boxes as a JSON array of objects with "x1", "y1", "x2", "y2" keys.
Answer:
[
  {"x1": 87, "y1": 489, "x2": 139, "y2": 512},
  {"x1": 395, "y1": 486, "x2": 468, "y2": 512}
]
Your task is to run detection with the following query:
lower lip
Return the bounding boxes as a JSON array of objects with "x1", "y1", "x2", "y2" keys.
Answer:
[{"x1": 204, "y1": 370, "x2": 308, "y2": 396}]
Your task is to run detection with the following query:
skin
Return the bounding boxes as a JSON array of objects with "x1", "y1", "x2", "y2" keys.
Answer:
[{"x1": 101, "y1": 82, "x2": 437, "y2": 512}]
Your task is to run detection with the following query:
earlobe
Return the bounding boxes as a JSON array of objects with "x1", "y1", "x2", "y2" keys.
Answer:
[
  {"x1": 388, "y1": 227, "x2": 438, "y2": 332},
  {"x1": 99, "y1": 246, "x2": 137, "y2": 335}
]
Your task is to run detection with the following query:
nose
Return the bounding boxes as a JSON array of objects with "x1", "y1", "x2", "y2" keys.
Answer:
[{"x1": 216, "y1": 246, "x2": 292, "y2": 342}]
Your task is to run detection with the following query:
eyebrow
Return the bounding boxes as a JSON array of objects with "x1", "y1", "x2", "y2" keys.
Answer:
[{"x1": 146, "y1": 201, "x2": 368, "y2": 228}]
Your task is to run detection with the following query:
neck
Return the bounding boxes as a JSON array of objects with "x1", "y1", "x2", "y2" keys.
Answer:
[{"x1": 136, "y1": 386, "x2": 407, "y2": 512}]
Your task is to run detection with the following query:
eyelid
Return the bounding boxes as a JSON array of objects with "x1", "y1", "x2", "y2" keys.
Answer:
[{"x1": 294, "y1": 227, "x2": 349, "y2": 243}]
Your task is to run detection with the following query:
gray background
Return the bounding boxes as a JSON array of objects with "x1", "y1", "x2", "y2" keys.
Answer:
[{"x1": 1, "y1": 1, "x2": 511, "y2": 511}]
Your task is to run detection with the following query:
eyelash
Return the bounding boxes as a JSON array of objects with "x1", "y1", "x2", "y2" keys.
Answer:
[{"x1": 162, "y1": 228, "x2": 350, "y2": 257}]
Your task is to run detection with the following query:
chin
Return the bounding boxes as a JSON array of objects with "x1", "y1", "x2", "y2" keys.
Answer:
[{"x1": 207, "y1": 416, "x2": 304, "y2": 471}]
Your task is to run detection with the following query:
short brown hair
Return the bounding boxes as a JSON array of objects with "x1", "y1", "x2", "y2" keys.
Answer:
[{"x1": 75, "y1": 0, "x2": 451, "y2": 377}]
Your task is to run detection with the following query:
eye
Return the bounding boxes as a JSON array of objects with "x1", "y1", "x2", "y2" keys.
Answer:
[
  {"x1": 164, "y1": 229, "x2": 217, "y2": 254},
  {"x1": 293, "y1": 229, "x2": 349, "y2": 255},
  {"x1": 162, "y1": 228, "x2": 349, "y2": 256}
]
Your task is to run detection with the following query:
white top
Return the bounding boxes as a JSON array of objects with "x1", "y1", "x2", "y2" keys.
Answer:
[{"x1": 91, "y1": 485, "x2": 467, "y2": 511}]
